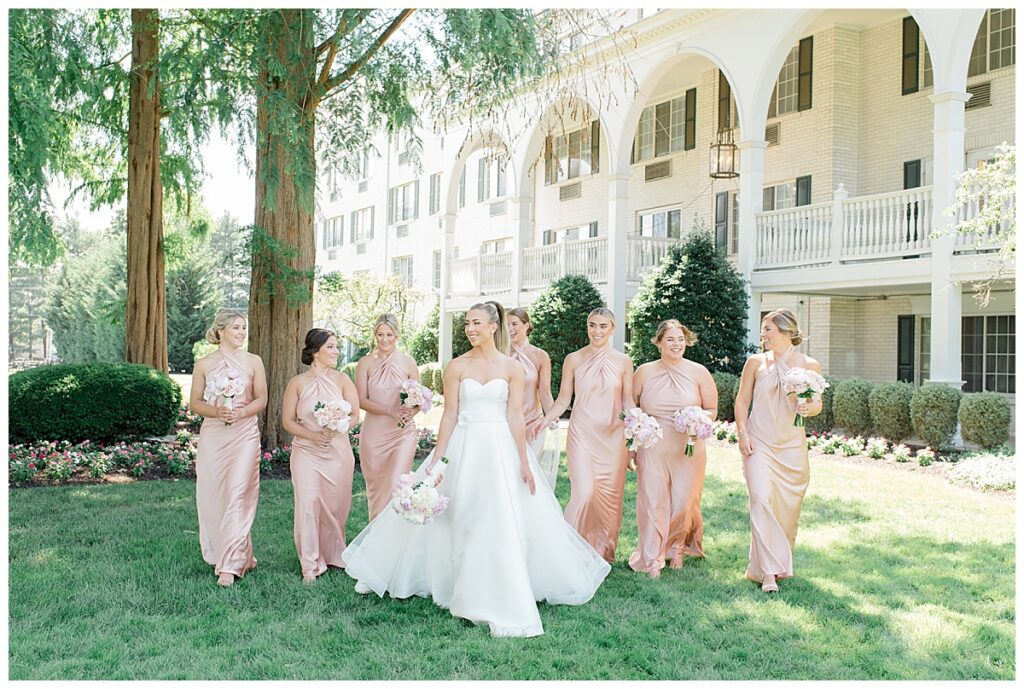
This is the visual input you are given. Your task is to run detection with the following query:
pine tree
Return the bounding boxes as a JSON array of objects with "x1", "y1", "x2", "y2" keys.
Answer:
[
  {"x1": 529, "y1": 274, "x2": 606, "y2": 399},
  {"x1": 627, "y1": 224, "x2": 753, "y2": 374}
]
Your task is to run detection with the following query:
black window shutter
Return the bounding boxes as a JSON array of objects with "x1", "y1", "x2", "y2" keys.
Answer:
[
  {"x1": 349, "y1": 212, "x2": 356, "y2": 242},
  {"x1": 684, "y1": 88, "x2": 696, "y2": 150},
  {"x1": 718, "y1": 70, "x2": 731, "y2": 131},
  {"x1": 903, "y1": 160, "x2": 922, "y2": 189},
  {"x1": 902, "y1": 17, "x2": 920, "y2": 95},
  {"x1": 368, "y1": 207, "x2": 375, "y2": 239},
  {"x1": 591, "y1": 121, "x2": 600, "y2": 174},
  {"x1": 715, "y1": 192, "x2": 729, "y2": 250},
  {"x1": 798, "y1": 36, "x2": 813, "y2": 111},
  {"x1": 796, "y1": 176, "x2": 812, "y2": 206}
]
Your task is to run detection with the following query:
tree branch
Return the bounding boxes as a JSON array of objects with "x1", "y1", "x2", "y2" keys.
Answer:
[
  {"x1": 321, "y1": 9, "x2": 415, "y2": 97},
  {"x1": 315, "y1": 9, "x2": 370, "y2": 56}
]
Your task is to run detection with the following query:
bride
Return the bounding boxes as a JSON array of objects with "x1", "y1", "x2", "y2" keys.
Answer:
[{"x1": 343, "y1": 301, "x2": 611, "y2": 637}]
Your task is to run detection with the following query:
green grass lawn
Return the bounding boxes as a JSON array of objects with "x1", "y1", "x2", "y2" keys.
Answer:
[{"x1": 8, "y1": 446, "x2": 1015, "y2": 680}]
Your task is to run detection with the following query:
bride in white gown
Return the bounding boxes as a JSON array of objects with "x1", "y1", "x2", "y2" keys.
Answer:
[{"x1": 343, "y1": 301, "x2": 611, "y2": 638}]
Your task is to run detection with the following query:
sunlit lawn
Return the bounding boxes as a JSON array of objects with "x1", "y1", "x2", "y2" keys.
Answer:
[{"x1": 8, "y1": 445, "x2": 1014, "y2": 680}]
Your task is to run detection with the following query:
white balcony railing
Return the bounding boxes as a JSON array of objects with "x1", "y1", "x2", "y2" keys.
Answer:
[
  {"x1": 755, "y1": 201, "x2": 833, "y2": 269},
  {"x1": 481, "y1": 252, "x2": 514, "y2": 293},
  {"x1": 842, "y1": 186, "x2": 933, "y2": 261}
]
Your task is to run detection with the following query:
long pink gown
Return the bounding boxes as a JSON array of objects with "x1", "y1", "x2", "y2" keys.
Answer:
[
  {"x1": 564, "y1": 346, "x2": 629, "y2": 562},
  {"x1": 290, "y1": 367, "x2": 356, "y2": 577},
  {"x1": 743, "y1": 347, "x2": 808, "y2": 582},
  {"x1": 360, "y1": 351, "x2": 417, "y2": 519},
  {"x1": 196, "y1": 347, "x2": 261, "y2": 579},
  {"x1": 511, "y1": 342, "x2": 558, "y2": 490},
  {"x1": 629, "y1": 361, "x2": 707, "y2": 575}
]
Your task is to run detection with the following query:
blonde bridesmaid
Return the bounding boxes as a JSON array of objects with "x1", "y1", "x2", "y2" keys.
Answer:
[
  {"x1": 535, "y1": 308, "x2": 633, "y2": 563},
  {"x1": 507, "y1": 307, "x2": 558, "y2": 490},
  {"x1": 282, "y1": 329, "x2": 359, "y2": 583},
  {"x1": 355, "y1": 314, "x2": 420, "y2": 519},
  {"x1": 735, "y1": 308, "x2": 822, "y2": 593},
  {"x1": 628, "y1": 320, "x2": 717, "y2": 578},
  {"x1": 189, "y1": 309, "x2": 268, "y2": 587}
]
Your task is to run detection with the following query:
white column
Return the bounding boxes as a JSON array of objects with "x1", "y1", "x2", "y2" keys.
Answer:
[
  {"x1": 607, "y1": 173, "x2": 630, "y2": 350},
  {"x1": 438, "y1": 213, "x2": 457, "y2": 366},
  {"x1": 736, "y1": 139, "x2": 766, "y2": 352},
  {"x1": 509, "y1": 195, "x2": 532, "y2": 305},
  {"x1": 926, "y1": 90, "x2": 970, "y2": 388}
]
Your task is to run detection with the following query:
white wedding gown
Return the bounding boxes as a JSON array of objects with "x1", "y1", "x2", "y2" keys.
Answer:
[{"x1": 343, "y1": 378, "x2": 611, "y2": 637}]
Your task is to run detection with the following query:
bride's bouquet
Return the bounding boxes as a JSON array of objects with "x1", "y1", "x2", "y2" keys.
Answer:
[
  {"x1": 314, "y1": 399, "x2": 352, "y2": 434},
  {"x1": 398, "y1": 380, "x2": 434, "y2": 428},
  {"x1": 204, "y1": 370, "x2": 247, "y2": 426},
  {"x1": 620, "y1": 408, "x2": 662, "y2": 451},
  {"x1": 672, "y1": 406, "x2": 714, "y2": 456},
  {"x1": 780, "y1": 368, "x2": 830, "y2": 427},
  {"x1": 391, "y1": 458, "x2": 450, "y2": 525}
]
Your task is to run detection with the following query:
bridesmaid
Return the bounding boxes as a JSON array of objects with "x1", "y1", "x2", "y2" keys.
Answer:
[
  {"x1": 282, "y1": 328, "x2": 360, "y2": 583},
  {"x1": 189, "y1": 309, "x2": 268, "y2": 587},
  {"x1": 535, "y1": 308, "x2": 633, "y2": 563},
  {"x1": 628, "y1": 320, "x2": 717, "y2": 578},
  {"x1": 734, "y1": 308, "x2": 822, "y2": 593},
  {"x1": 355, "y1": 314, "x2": 420, "y2": 519},
  {"x1": 507, "y1": 307, "x2": 558, "y2": 489}
]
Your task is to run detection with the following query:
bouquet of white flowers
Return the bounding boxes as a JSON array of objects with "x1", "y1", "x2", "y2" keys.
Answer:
[
  {"x1": 390, "y1": 458, "x2": 450, "y2": 525},
  {"x1": 398, "y1": 380, "x2": 434, "y2": 428},
  {"x1": 672, "y1": 406, "x2": 714, "y2": 456},
  {"x1": 313, "y1": 399, "x2": 352, "y2": 434},
  {"x1": 619, "y1": 408, "x2": 662, "y2": 451},
  {"x1": 204, "y1": 369, "x2": 247, "y2": 426},
  {"x1": 780, "y1": 368, "x2": 829, "y2": 427}
]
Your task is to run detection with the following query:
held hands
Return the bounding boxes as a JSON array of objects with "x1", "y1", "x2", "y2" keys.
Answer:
[
  {"x1": 520, "y1": 462, "x2": 536, "y2": 495},
  {"x1": 217, "y1": 406, "x2": 238, "y2": 424}
]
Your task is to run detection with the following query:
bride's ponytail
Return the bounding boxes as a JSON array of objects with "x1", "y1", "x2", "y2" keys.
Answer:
[{"x1": 488, "y1": 301, "x2": 511, "y2": 356}]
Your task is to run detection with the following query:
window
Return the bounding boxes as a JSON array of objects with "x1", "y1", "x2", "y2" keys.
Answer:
[
  {"x1": 357, "y1": 148, "x2": 370, "y2": 179},
  {"x1": 545, "y1": 121, "x2": 600, "y2": 185},
  {"x1": 388, "y1": 180, "x2": 419, "y2": 224},
  {"x1": 762, "y1": 181, "x2": 797, "y2": 211},
  {"x1": 632, "y1": 90, "x2": 695, "y2": 164},
  {"x1": 923, "y1": 40, "x2": 933, "y2": 88},
  {"x1": 768, "y1": 38, "x2": 812, "y2": 117},
  {"x1": 429, "y1": 173, "x2": 441, "y2": 215},
  {"x1": 963, "y1": 314, "x2": 1015, "y2": 393},
  {"x1": 542, "y1": 223, "x2": 597, "y2": 244},
  {"x1": 543, "y1": 230, "x2": 557, "y2": 245},
  {"x1": 970, "y1": 9, "x2": 1016, "y2": 76},
  {"x1": 433, "y1": 250, "x2": 441, "y2": 289},
  {"x1": 350, "y1": 207, "x2": 374, "y2": 243},
  {"x1": 391, "y1": 256, "x2": 414, "y2": 287},
  {"x1": 636, "y1": 207, "x2": 682, "y2": 238},
  {"x1": 477, "y1": 157, "x2": 490, "y2": 203},
  {"x1": 920, "y1": 316, "x2": 931, "y2": 384},
  {"x1": 496, "y1": 158, "x2": 507, "y2": 197},
  {"x1": 480, "y1": 238, "x2": 511, "y2": 254},
  {"x1": 458, "y1": 167, "x2": 466, "y2": 208},
  {"x1": 902, "y1": 16, "x2": 920, "y2": 94},
  {"x1": 796, "y1": 176, "x2": 812, "y2": 206},
  {"x1": 731, "y1": 192, "x2": 740, "y2": 254}
]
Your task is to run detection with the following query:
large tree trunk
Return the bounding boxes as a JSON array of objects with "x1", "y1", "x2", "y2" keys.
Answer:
[
  {"x1": 126, "y1": 9, "x2": 168, "y2": 372},
  {"x1": 249, "y1": 9, "x2": 317, "y2": 448}
]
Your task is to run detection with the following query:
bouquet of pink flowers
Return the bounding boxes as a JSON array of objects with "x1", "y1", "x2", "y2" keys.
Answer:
[
  {"x1": 203, "y1": 369, "x2": 247, "y2": 426},
  {"x1": 313, "y1": 399, "x2": 352, "y2": 434},
  {"x1": 781, "y1": 367, "x2": 830, "y2": 427},
  {"x1": 390, "y1": 457, "x2": 450, "y2": 525},
  {"x1": 619, "y1": 408, "x2": 662, "y2": 451},
  {"x1": 398, "y1": 380, "x2": 434, "y2": 428},
  {"x1": 672, "y1": 406, "x2": 714, "y2": 456}
]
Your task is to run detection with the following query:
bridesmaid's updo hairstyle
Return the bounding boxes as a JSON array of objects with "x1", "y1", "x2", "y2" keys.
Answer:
[
  {"x1": 373, "y1": 313, "x2": 401, "y2": 338},
  {"x1": 762, "y1": 308, "x2": 806, "y2": 346},
  {"x1": 506, "y1": 307, "x2": 533, "y2": 336},
  {"x1": 205, "y1": 309, "x2": 247, "y2": 345},
  {"x1": 652, "y1": 319, "x2": 698, "y2": 346},
  {"x1": 469, "y1": 301, "x2": 511, "y2": 355},
  {"x1": 588, "y1": 307, "x2": 616, "y2": 327},
  {"x1": 301, "y1": 328, "x2": 336, "y2": 366}
]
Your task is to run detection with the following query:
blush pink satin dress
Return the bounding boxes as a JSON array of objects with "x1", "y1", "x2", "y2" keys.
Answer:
[
  {"x1": 195, "y1": 347, "x2": 261, "y2": 579},
  {"x1": 628, "y1": 361, "x2": 707, "y2": 575},
  {"x1": 564, "y1": 346, "x2": 629, "y2": 563},
  {"x1": 360, "y1": 351, "x2": 417, "y2": 519},
  {"x1": 290, "y1": 367, "x2": 356, "y2": 577},
  {"x1": 512, "y1": 342, "x2": 558, "y2": 490},
  {"x1": 743, "y1": 347, "x2": 809, "y2": 582}
]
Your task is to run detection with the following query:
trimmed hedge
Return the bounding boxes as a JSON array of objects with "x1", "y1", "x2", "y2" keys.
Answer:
[
  {"x1": 833, "y1": 378, "x2": 875, "y2": 437},
  {"x1": 910, "y1": 383, "x2": 962, "y2": 450},
  {"x1": 711, "y1": 371, "x2": 739, "y2": 422},
  {"x1": 868, "y1": 381, "x2": 915, "y2": 443},
  {"x1": 9, "y1": 363, "x2": 182, "y2": 443},
  {"x1": 959, "y1": 392, "x2": 1012, "y2": 449},
  {"x1": 805, "y1": 375, "x2": 839, "y2": 435}
]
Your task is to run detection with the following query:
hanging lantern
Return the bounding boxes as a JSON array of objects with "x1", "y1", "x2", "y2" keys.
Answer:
[{"x1": 709, "y1": 128, "x2": 739, "y2": 179}]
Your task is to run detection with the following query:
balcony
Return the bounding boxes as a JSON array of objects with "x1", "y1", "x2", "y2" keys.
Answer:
[{"x1": 447, "y1": 236, "x2": 680, "y2": 297}]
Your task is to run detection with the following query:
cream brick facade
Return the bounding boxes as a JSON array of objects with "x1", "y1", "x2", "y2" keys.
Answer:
[{"x1": 314, "y1": 8, "x2": 1015, "y2": 400}]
